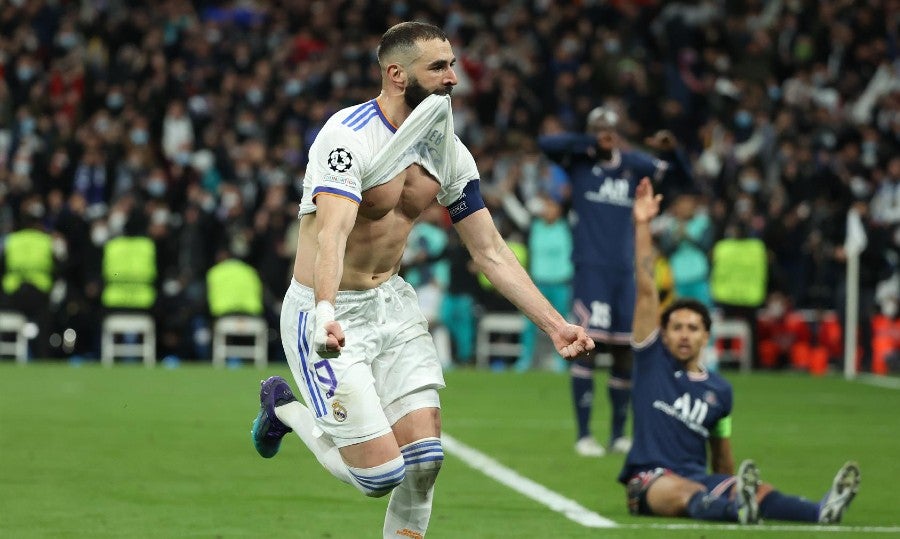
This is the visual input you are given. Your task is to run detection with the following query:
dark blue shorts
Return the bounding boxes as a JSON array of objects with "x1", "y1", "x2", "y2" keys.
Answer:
[
  {"x1": 572, "y1": 265, "x2": 635, "y2": 345},
  {"x1": 625, "y1": 468, "x2": 737, "y2": 516}
]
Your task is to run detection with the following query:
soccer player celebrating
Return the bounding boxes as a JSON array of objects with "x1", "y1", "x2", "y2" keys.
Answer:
[
  {"x1": 620, "y1": 177, "x2": 860, "y2": 525},
  {"x1": 249, "y1": 21, "x2": 593, "y2": 539}
]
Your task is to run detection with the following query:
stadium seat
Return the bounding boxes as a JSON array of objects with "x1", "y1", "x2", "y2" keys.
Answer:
[
  {"x1": 785, "y1": 310, "x2": 813, "y2": 344},
  {"x1": 790, "y1": 340, "x2": 811, "y2": 370},
  {"x1": 101, "y1": 313, "x2": 156, "y2": 367},
  {"x1": 212, "y1": 315, "x2": 268, "y2": 368},
  {"x1": 0, "y1": 310, "x2": 28, "y2": 363},
  {"x1": 808, "y1": 345, "x2": 829, "y2": 376},
  {"x1": 475, "y1": 313, "x2": 524, "y2": 369},
  {"x1": 817, "y1": 311, "x2": 843, "y2": 359},
  {"x1": 757, "y1": 338, "x2": 780, "y2": 368},
  {"x1": 871, "y1": 315, "x2": 896, "y2": 376},
  {"x1": 711, "y1": 313, "x2": 752, "y2": 372}
]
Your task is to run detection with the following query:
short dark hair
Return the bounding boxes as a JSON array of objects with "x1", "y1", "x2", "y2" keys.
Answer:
[
  {"x1": 660, "y1": 298, "x2": 712, "y2": 332},
  {"x1": 377, "y1": 22, "x2": 448, "y2": 66}
]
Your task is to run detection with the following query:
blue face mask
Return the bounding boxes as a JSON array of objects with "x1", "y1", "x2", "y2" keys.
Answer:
[
  {"x1": 16, "y1": 66, "x2": 35, "y2": 82},
  {"x1": 739, "y1": 175, "x2": 761, "y2": 194},
  {"x1": 58, "y1": 32, "x2": 78, "y2": 49},
  {"x1": 130, "y1": 129, "x2": 149, "y2": 145},
  {"x1": 147, "y1": 179, "x2": 167, "y2": 197},
  {"x1": 734, "y1": 110, "x2": 753, "y2": 129},
  {"x1": 174, "y1": 152, "x2": 191, "y2": 166},
  {"x1": 20, "y1": 117, "x2": 36, "y2": 135},
  {"x1": 246, "y1": 88, "x2": 263, "y2": 105},
  {"x1": 284, "y1": 79, "x2": 302, "y2": 97},
  {"x1": 107, "y1": 93, "x2": 125, "y2": 109}
]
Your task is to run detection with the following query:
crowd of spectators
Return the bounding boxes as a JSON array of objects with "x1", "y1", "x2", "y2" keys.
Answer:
[{"x1": 1, "y1": 0, "x2": 898, "y2": 365}]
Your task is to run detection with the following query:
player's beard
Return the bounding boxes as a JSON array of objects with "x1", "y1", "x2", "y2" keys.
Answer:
[
  {"x1": 595, "y1": 146, "x2": 613, "y2": 161},
  {"x1": 594, "y1": 133, "x2": 615, "y2": 161},
  {"x1": 404, "y1": 77, "x2": 453, "y2": 109}
]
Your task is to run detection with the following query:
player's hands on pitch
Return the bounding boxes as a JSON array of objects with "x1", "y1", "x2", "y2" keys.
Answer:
[{"x1": 552, "y1": 323, "x2": 595, "y2": 360}]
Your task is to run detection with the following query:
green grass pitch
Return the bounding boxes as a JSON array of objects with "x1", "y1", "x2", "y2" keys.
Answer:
[{"x1": 2, "y1": 363, "x2": 898, "y2": 538}]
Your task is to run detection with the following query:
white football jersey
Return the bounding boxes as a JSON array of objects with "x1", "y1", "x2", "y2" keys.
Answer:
[{"x1": 298, "y1": 96, "x2": 478, "y2": 216}]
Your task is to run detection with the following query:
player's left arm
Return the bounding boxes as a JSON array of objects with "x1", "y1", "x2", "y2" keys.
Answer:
[
  {"x1": 709, "y1": 416, "x2": 735, "y2": 475},
  {"x1": 452, "y1": 196, "x2": 594, "y2": 359}
]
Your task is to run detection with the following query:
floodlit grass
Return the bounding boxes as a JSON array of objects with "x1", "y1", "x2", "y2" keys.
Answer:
[{"x1": 2, "y1": 363, "x2": 898, "y2": 538}]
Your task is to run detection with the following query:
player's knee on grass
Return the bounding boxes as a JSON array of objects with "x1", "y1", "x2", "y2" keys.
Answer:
[
  {"x1": 626, "y1": 468, "x2": 670, "y2": 515},
  {"x1": 347, "y1": 455, "x2": 406, "y2": 497}
]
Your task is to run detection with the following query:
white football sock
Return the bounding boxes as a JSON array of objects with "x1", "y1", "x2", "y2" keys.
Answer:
[
  {"x1": 275, "y1": 401, "x2": 352, "y2": 485},
  {"x1": 383, "y1": 437, "x2": 444, "y2": 539}
]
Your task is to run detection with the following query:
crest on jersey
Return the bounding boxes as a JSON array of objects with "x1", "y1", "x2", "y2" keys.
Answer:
[
  {"x1": 327, "y1": 148, "x2": 353, "y2": 173},
  {"x1": 332, "y1": 400, "x2": 348, "y2": 422},
  {"x1": 703, "y1": 390, "x2": 718, "y2": 406}
]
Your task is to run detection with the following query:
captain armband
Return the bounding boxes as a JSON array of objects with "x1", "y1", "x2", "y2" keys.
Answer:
[
  {"x1": 447, "y1": 180, "x2": 486, "y2": 223},
  {"x1": 711, "y1": 415, "x2": 732, "y2": 438}
]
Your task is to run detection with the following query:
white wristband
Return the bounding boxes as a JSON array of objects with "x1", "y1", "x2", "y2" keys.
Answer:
[
  {"x1": 313, "y1": 300, "x2": 336, "y2": 355},
  {"x1": 315, "y1": 301, "x2": 335, "y2": 324}
]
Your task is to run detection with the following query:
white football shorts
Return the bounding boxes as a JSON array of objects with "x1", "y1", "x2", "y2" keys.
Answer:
[{"x1": 280, "y1": 276, "x2": 445, "y2": 447}]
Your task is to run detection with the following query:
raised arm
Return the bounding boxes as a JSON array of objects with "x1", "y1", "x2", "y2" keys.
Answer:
[
  {"x1": 632, "y1": 177, "x2": 663, "y2": 343},
  {"x1": 453, "y1": 208, "x2": 594, "y2": 359},
  {"x1": 537, "y1": 133, "x2": 594, "y2": 162}
]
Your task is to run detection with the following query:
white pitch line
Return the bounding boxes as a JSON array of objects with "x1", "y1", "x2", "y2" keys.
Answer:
[
  {"x1": 441, "y1": 432, "x2": 617, "y2": 528},
  {"x1": 623, "y1": 523, "x2": 900, "y2": 533},
  {"x1": 442, "y1": 433, "x2": 900, "y2": 534},
  {"x1": 854, "y1": 373, "x2": 900, "y2": 390}
]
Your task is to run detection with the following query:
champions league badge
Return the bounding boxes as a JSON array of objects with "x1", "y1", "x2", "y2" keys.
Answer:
[
  {"x1": 332, "y1": 401, "x2": 348, "y2": 422},
  {"x1": 327, "y1": 147, "x2": 353, "y2": 173}
]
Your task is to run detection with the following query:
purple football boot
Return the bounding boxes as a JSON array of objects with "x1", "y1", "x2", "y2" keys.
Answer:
[{"x1": 251, "y1": 376, "x2": 296, "y2": 458}]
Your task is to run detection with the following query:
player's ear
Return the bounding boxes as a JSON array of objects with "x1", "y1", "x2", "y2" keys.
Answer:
[{"x1": 386, "y1": 63, "x2": 407, "y2": 86}]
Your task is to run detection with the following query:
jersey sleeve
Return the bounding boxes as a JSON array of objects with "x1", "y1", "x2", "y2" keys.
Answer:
[
  {"x1": 436, "y1": 137, "x2": 479, "y2": 207},
  {"x1": 299, "y1": 123, "x2": 368, "y2": 215},
  {"x1": 632, "y1": 150, "x2": 668, "y2": 183},
  {"x1": 538, "y1": 133, "x2": 595, "y2": 163}
]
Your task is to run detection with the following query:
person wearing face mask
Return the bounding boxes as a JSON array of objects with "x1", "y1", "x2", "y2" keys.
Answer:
[{"x1": 537, "y1": 105, "x2": 695, "y2": 458}]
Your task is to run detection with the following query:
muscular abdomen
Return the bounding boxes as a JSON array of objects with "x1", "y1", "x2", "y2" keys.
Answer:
[{"x1": 294, "y1": 166, "x2": 441, "y2": 290}]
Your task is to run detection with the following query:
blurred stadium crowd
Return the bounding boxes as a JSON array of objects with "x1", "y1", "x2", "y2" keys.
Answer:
[{"x1": 1, "y1": 0, "x2": 898, "y2": 366}]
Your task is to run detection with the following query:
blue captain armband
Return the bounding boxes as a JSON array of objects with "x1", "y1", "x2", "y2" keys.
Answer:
[{"x1": 447, "y1": 180, "x2": 485, "y2": 223}]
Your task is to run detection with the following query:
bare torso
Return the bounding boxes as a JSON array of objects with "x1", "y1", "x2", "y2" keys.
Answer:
[{"x1": 293, "y1": 164, "x2": 441, "y2": 290}]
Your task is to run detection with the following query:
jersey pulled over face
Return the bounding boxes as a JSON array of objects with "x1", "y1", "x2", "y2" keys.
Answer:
[{"x1": 295, "y1": 97, "x2": 478, "y2": 289}]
